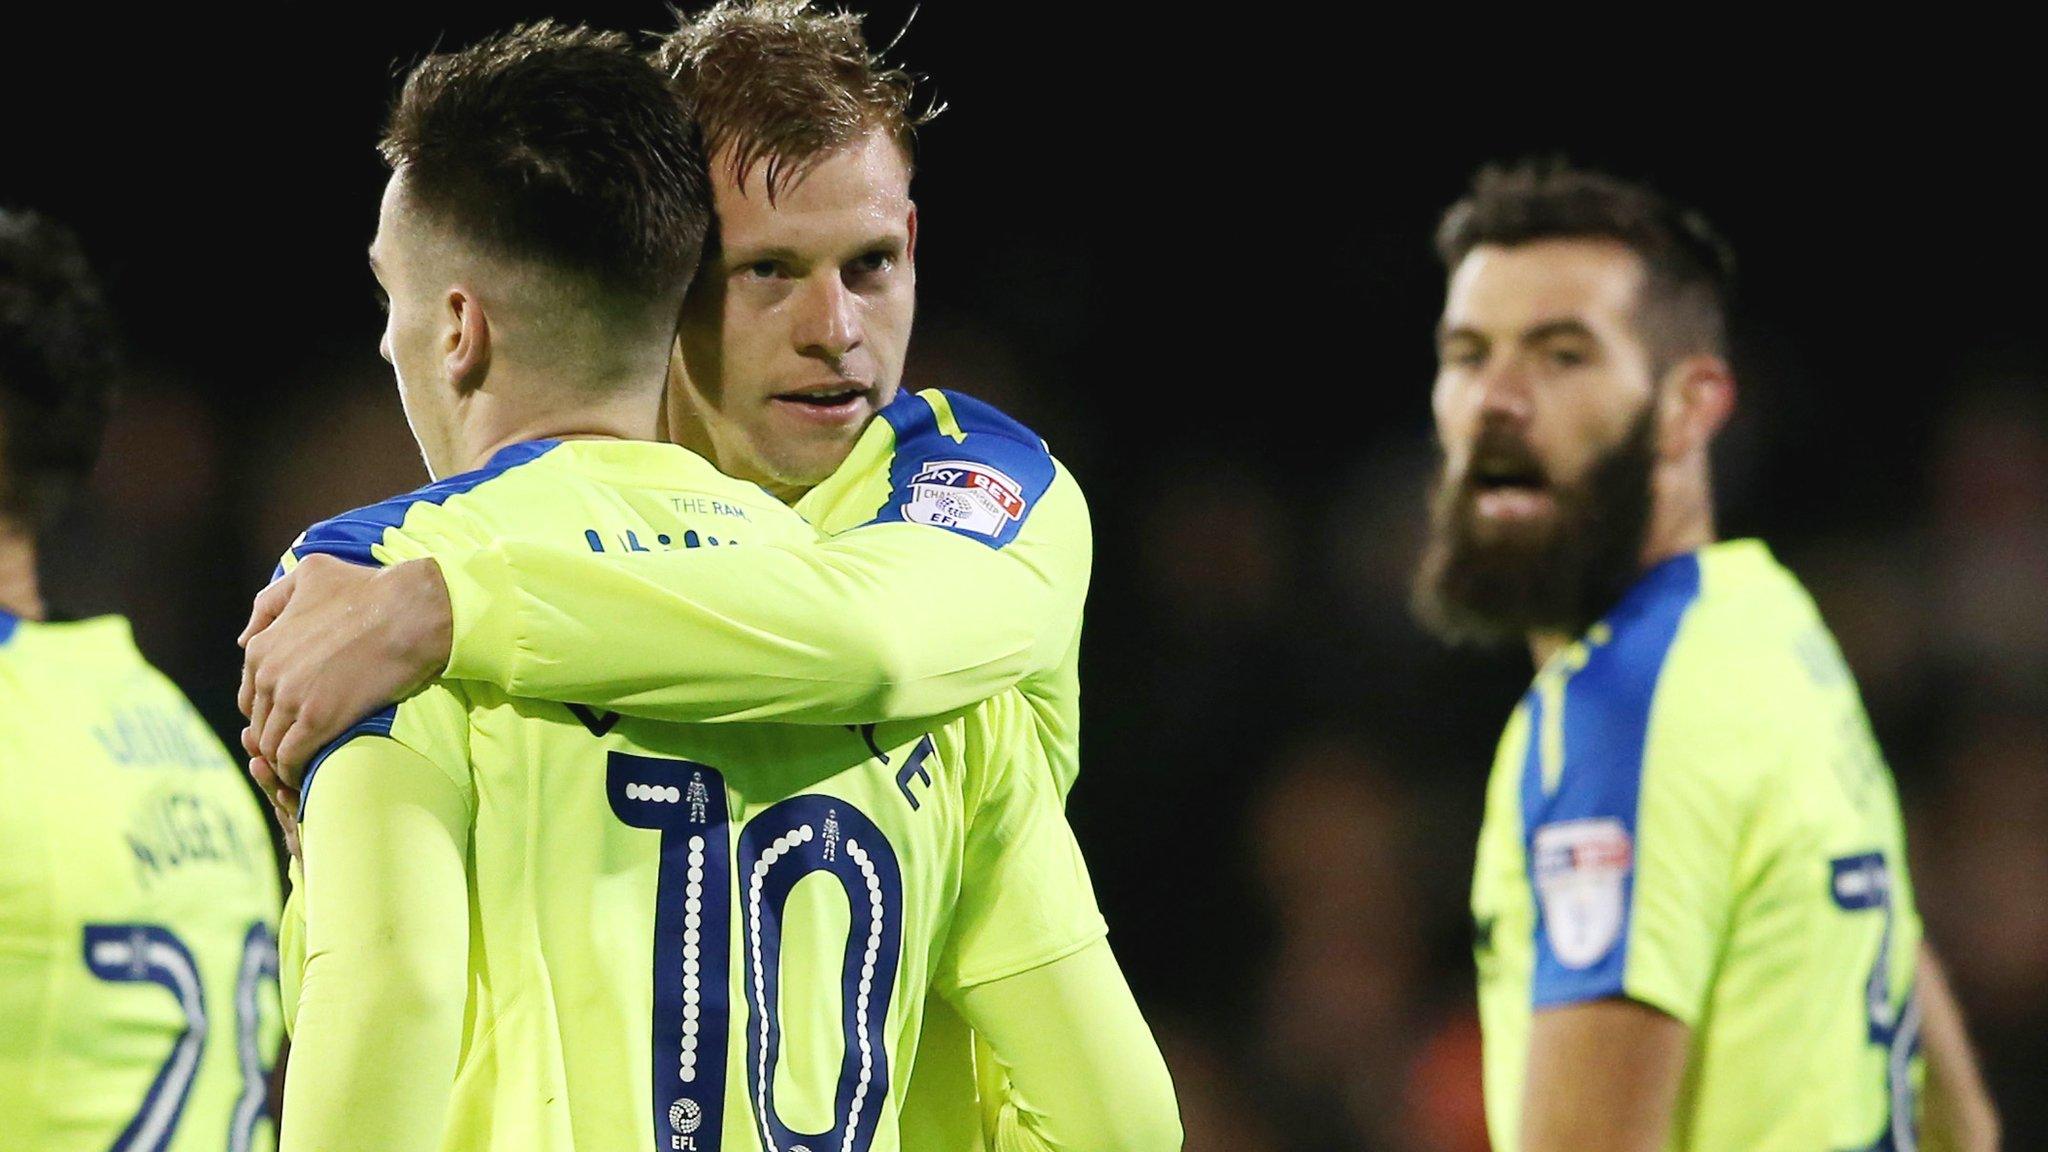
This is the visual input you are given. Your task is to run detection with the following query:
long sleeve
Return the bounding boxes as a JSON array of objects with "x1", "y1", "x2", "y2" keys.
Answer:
[
  {"x1": 440, "y1": 458, "x2": 1090, "y2": 726},
  {"x1": 952, "y1": 939, "x2": 1181, "y2": 1152},
  {"x1": 279, "y1": 735, "x2": 470, "y2": 1152}
]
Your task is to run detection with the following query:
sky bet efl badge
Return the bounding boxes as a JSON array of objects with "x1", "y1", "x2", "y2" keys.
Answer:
[
  {"x1": 903, "y1": 459, "x2": 1028, "y2": 537},
  {"x1": 1532, "y1": 817, "x2": 1634, "y2": 969}
]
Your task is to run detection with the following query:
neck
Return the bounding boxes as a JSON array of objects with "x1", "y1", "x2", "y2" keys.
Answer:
[
  {"x1": 443, "y1": 384, "x2": 664, "y2": 478},
  {"x1": 0, "y1": 523, "x2": 44, "y2": 621},
  {"x1": 664, "y1": 409, "x2": 818, "y2": 508},
  {"x1": 1527, "y1": 630, "x2": 1569, "y2": 669},
  {"x1": 1524, "y1": 475, "x2": 1717, "y2": 671},
  {"x1": 758, "y1": 477, "x2": 816, "y2": 506}
]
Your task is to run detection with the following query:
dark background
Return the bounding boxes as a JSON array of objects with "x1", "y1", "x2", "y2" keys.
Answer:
[{"x1": 8, "y1": 9, "x2": 2046, "y2": 1149}]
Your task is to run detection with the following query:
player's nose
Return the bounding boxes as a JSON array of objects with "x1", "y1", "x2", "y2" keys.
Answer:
[
  {"x1": 792, "y1": 271, "x2": 861, "y2": 361},
  {"x1": 1474, "y1": 360, "x2": 1534, "y2": 422}
]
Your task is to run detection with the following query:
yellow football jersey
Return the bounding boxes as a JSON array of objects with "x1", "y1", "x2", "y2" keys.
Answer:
[
  {"x1": 275, "y1": 439, "x2": 1107, "y2": 1152},
  {"x1": 0, "y1": 611, "x2": 284, "y2": 1152},
  {"x1": 1472, "y1": 541, "x2": 1922, "y2": 1151},
  {"x1": 431, "y1": 390, "x2": 1094, "y2": 1151}
]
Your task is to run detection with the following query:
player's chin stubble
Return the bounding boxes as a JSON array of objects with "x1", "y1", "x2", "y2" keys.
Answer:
[{"x1": 1411, "y1": 404, "x2": 1657, "y2": 649}]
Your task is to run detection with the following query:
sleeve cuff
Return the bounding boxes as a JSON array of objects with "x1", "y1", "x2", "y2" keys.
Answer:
[{"x1": 441, "y1": 544, "x2": 524, "y2": 689}]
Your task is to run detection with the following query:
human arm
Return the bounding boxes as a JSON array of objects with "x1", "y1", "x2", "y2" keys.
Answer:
[
  {"x1": 951, "y1": 938, "x2": 1180, "y2": 1152},
  {"x1": 1918, "y1": 942, "x2": 2000, "y2": 1152},
  {"x1": 278, "y1": 734, "x2": 469, "y2": 1152},
  {"x1": 241, "y1": 459, "x2": 1089, "y2": 778},
  {"x1": 1520, "y1": 998, "x2": 1689, "y2": 1152}
]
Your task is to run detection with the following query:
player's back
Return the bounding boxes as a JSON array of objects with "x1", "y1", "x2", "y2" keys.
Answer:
[
  {"x1": 283, "y1": 439, "x2": 1104, "y2": 1151},
  {"x1": 1472, "y1": 539, "x2": 1921, "y2": 1151},
  {"x1": 0, "y1": 610, "x2": 284, "y2": 1152}
]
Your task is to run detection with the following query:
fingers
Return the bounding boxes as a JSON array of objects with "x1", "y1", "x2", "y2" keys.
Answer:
[
  {"x1": 251, "y1": 753, "x2": 304, "y2": 860},
  {"x1": 275, "y1": 721, "x2": 330, "y2": 788},
  {"x1": 247, "y1": 662, "x2": 272, "y2": 760},
  {"x1": 268, "y1": 793, "x2": 303, "y2": 861},
  {"x1": 254, "y1": 685, "x2": 296, "y2": 779},
  {"x1": 241, "y1": 564, "x2": 298, "y2": 648}
]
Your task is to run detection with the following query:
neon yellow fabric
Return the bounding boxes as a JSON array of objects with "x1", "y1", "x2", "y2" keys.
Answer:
[
  {"x1": 0, "y1": 613, "x2": 283, "y2": 1152},
  {"x1": 437, "y1": 390, "x2": 1089, "y2": 794},
  {"x1": 274, "y1": 439, "x2": 1120, "y2": 1151},
  {"x1": 280, "y1": 733, "x2": 468, "y2": 1152},
  {"x1": 1472, "y1": 541, "x2": 1923, "y2": 1151},
  {"x1": 431, "y1": 393, "x2": 1093, "y2": 1149},
  {"x1": 954, "y1": 938, "x2": 1180, "y2": 1152}
]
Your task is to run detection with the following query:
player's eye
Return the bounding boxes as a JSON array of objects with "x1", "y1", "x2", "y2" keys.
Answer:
[
  {"x1": 740, "y1": 259, "x2": 787, "y2": 282},
  {"x1": 849, "y1": 250, "x2": 893, "y2": 276},
  {"x1": 372, "y1": 285, "x2": 390, "y2": 314},
  {"x1": 1546, "y1": 346, "x2": 1591, "y2": 368},
  {"x1": 1440, "y1": 343, "x2": 1485, "y2": 370}
]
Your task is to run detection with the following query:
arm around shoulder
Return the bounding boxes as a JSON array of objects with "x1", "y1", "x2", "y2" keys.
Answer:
[{"x1": 441, "y1": 458, "x2": 1092, "y2": 725}]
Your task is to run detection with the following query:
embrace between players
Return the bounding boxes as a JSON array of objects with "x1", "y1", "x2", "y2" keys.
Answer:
[{"x1": 6, "y1": 2, "x2": 1995, "y2": 1151}]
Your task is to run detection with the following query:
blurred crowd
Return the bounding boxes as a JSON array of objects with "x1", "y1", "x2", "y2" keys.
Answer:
[{"x1": 44, "y1": 319, "x2": 2048, "y2": 1150}]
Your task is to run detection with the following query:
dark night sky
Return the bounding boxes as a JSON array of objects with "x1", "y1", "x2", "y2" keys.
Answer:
[{"x1": 8, "y1": 12, "x2": 2041, "y2": 488}]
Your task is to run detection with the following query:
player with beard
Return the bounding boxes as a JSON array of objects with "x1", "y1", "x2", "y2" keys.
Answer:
[{"x1": 1416, "y1": 161, "x2": 2000, "y2": 1152}]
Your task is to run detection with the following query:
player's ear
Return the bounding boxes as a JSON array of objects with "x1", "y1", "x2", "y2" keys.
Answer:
[
  {"x1": 445, "y1": 286, "x2": 491, "y2": 394},
  {"x1": 1657, "y1": 354, "x2": 1735, "y2": 461}
]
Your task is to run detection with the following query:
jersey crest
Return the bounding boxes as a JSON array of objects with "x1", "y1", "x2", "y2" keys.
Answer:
[
  {"x1": 1531, "y1": 817, "x2": 1633, "y2": 969},
  {"x1": 902, "y1": 460, "x2": 1028, "y2": 537}
]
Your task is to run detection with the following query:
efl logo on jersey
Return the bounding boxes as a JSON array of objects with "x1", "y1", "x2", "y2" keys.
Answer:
[
  {"x1": 903, "y1": 459, "x2": 1028, "y2": 537},
  {"x1": 1532, "y1": 817, "x2": 1634, "y2": 970}
]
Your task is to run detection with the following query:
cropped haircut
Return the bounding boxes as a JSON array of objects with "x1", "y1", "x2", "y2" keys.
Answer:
[
  {"x1": 0, "y1": 209, "x2": 118, "y2": 529},
  {"x1": 380, "y1": 21, "x2": 711, "y2": 313},
  {"x1": 656, "y1": 1, "x2": 940, "y2": 201},
  {"x1": 1436, "y1": 160, "x2": 1737, "y2": 370}
]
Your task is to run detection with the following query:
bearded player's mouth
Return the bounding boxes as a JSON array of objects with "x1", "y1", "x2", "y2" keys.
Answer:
[
  {"x1": 770, "y1": 381, "x2": 874, "y2": 425},
  {"x1": 1468, "y1": 458, "x2": 1554, "y2": 521}
]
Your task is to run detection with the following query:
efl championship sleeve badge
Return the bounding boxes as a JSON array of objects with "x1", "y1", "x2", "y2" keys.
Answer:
[
  {"x1": 1532, "y1": 817, "x2": 1634, "y2": 969},
  {"x1": 903, "y1": 459, "x2": 1028, "y2": 538}
]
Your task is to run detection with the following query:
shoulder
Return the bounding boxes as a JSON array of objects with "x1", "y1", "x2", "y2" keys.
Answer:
[
  {"x1": 1557, "y1": 553, "x2": 1707, "y2": 768},
  {"x1": 871, "y1": 389, "x2": 1070, "y2": 549},
  {"x1": 298, "y1": 682, "x2": 476, "y2": 822},
  {"x1": 276, "y1": 440, "x2": 563, "y2": 578},
  {"x1": 1649, "y1": 547, "x2": 1825, "y2": 751}
]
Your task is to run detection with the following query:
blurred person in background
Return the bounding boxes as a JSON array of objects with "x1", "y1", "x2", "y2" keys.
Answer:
[
  {"x1": 1250, "y1": 735, "x2": 1429, "y2": 1151},
  {"x1": 0, "y1": 211, "x2": 284, "y2": 1148},
  {"x1": 1413, "y1": 161, "x2": 1999, "y2": 1152}
]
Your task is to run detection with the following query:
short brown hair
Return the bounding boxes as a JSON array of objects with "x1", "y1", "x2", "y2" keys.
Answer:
[
  {"x1": 380, "y1": 21, "x2": 710, "y2": 310},
  {"x1": 656, "y1": 1, "x2": 939, "y2": 201},
  {"x1": 1436, "y1": 160, "x2": 1736, "y2": 369}
]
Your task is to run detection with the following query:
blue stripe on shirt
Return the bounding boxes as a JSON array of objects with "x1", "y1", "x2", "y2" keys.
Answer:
[
  {"x1": 868, "y1": 390, "x2": 1055, "y2": 550},
  {"x1": 1524, "y1": 551, "x2": 1703, "y2": 1007},
  {"x1": 296, "y1": 704, "x2": 399, "y2": 820},
  {"x1": 272, "y1": 439, "x2": 561, "y2": 580}
]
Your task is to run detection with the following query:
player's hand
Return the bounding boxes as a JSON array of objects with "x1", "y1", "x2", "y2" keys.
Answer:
[
  {"x1": 242, "y1": 728, "x2": 303, "y2": 860},
  {"x1": 238, "y1": 554, "x2": 453, "y2": 783},
  {"x1": 248, "y1": 752, "x2": 304, "y2": 859}
]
